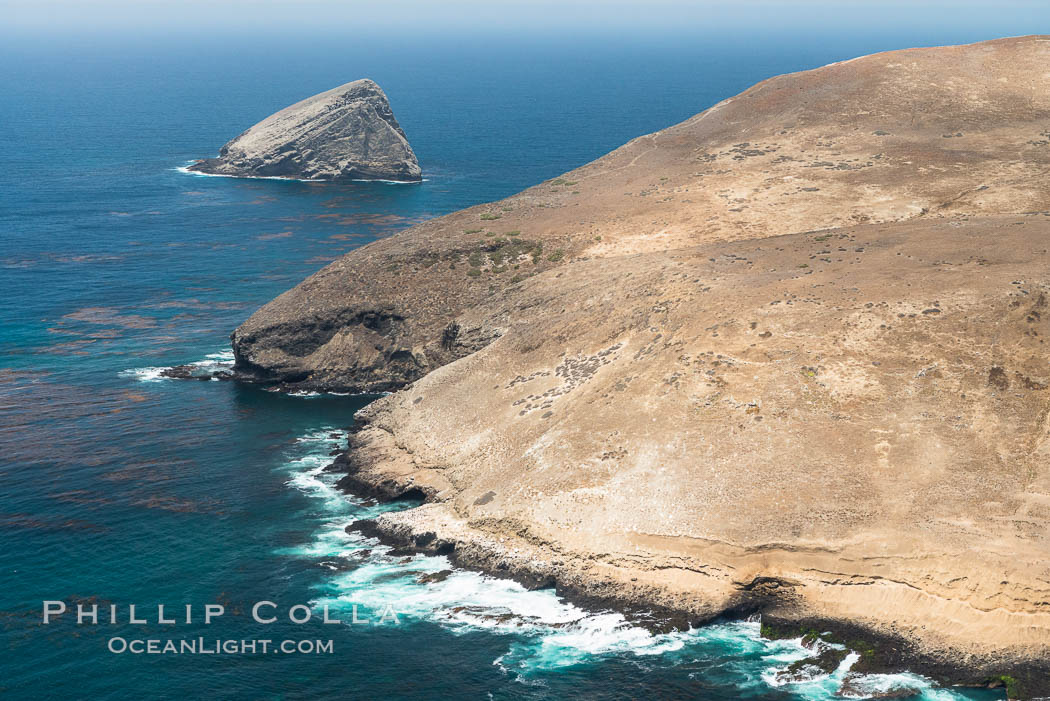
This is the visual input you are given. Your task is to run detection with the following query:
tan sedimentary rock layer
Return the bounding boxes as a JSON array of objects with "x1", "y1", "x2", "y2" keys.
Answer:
[
  {"x1": 233, "y1": 36, "x2": 1050, "y2": 690},
  {"x1": 348, "y1": 214, "x2": 1050, "y2": 682}
]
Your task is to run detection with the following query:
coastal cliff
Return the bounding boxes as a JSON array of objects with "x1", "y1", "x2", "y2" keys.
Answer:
[
  {"x1": 233, "y1": 37, "x2": 1050, "y2": 696},
  {"x1": 189, "y1": 79, "x2": 421, "y2": 182}
]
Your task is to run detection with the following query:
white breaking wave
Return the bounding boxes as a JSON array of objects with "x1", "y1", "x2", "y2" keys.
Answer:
[
  {"x1": 761, "y1": 646, "x2": 858, "y2": 696},
  {"x1": 350, "y1": 177, "x2": 429, "y2": 185},
  {"x1": 118, "y1": 366, "x2": 168, "y2": 382},
  {"x1": 757, "y1": 640, "x2": 974, "y2": 701},
  {"x1": 120, "y1": 348, "x2": 234, "y2": 382},
  {"x1": 193, "y1": 348, "x2": 235, "y2": 372},
  {"x1": 834, "y1": 671, "x2": 969, "y2": 701},
  {"x1": 279, "y1": 389, "x2": 388, "y2": 399},
  {"x1": 175, "y1": 162, "x2": 426, "y2": 184},
  {"x1": 174, "y1": 163, "x2": 324, "y2": 182}
]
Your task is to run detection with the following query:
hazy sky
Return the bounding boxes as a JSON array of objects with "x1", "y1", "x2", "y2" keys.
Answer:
[{"x1": 4, "y1": 0, "x2": 1049, "y2": 37}]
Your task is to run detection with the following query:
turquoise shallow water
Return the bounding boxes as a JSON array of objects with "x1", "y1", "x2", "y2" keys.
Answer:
[{"x1": 0, "y1": 26, "x2": 1031, "y2": 700}]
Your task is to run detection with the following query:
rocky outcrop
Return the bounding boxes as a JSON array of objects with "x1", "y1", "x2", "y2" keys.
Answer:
[
  {"x1": 233, "y1": 37, "x2": 1050, "y2": 696},
  {"x1": 189, "y1": 79, "x2": 421, "y2": 181},
  {"x1": 339, "y1": 215, "x2": 1050, "y2": 696},
  {"x1": 231, "y1": 36, "x2": 1050, "y2": 394}
]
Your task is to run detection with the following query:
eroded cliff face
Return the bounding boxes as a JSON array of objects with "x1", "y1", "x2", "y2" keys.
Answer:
[
  {"x1": 232, "y1": 36, "x2": 1050, "y2": 693},
  {"x1": 346, "y1": 215, "x2": 1050, "y2": 690},
  {"x1": 189, "y1": 79, "x2": 421, "y2": 182},
  {"x1": 231, "y1": 36, "x2": 1050, "y2": 394}
]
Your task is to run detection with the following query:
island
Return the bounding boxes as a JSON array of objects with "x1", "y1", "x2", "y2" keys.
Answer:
[
  {"x1": 188, "y1": 78, "x2": 421, "y2": 182},
  {"x1": 228, "y1": 36, "x2": 1050, "y2": 697}
]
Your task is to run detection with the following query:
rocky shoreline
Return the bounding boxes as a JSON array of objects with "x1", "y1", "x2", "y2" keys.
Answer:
[
  {"x1": 331, "y1": 448, "x2": 1046, "y2": 699},
  {"x1": 220, "y1": 36, "x2": 1050, "y2": 699}
]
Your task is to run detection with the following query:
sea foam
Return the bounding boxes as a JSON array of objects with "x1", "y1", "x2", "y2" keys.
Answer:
[
  {"x1": 121, "y1": 348, "x2": 234, "y2": 382},
  {"x1": 118, "y1": 366, "x2": 168, "y2": 382},
  {"x1": 175, "y1": 162, "x2": 426, "y2": 184},
  {"x1": 174, "y1": 163, "x2": 324, "y2": 182}
]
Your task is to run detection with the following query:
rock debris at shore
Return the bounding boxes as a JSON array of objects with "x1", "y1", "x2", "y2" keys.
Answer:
[{"x1": 224, "y1": 36, "x2": 1050, "y2": 697}]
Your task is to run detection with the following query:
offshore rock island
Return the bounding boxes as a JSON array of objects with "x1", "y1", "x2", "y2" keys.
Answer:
[
  {"x1": 188, "y1": 79, "x2": 421, "y2": 182},
  {"x1": 232, "y1": 37, "x2": 1050, "y2": 696}
]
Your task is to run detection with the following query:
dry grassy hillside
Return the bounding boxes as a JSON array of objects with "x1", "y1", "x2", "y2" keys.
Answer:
[{"x1": 232, "y1": 36, "x2": 1050, "y2": 695}]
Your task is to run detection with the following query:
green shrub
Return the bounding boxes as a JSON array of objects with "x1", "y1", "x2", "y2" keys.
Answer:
[{"x1": 990, "y1": 676, "x2": 1020, "y2": 698}]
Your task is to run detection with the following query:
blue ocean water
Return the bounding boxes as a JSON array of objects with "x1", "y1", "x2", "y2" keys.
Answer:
[{"x1": 0, "y1": 27, "x2": 1030, "y2": 700}]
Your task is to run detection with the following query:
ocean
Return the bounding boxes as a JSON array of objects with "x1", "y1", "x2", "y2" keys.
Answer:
[{"x1": 0, "y1": 26, "x2": 1027, "y2": 700}]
